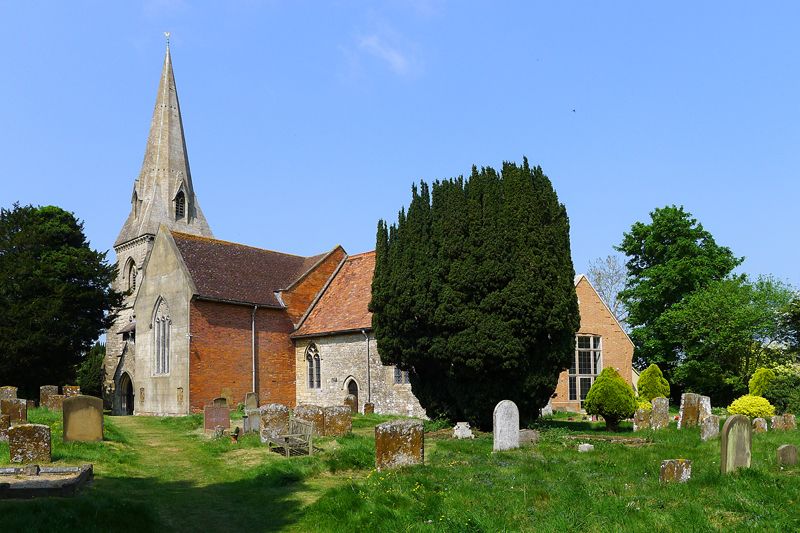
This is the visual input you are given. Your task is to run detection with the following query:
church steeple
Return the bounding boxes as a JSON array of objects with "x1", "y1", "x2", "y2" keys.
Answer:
[{"x1": 115, "y1": 40, "x2": 212, "y2": 247}]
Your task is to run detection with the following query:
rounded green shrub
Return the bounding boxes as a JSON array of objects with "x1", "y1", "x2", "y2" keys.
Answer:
[
  {"x1": 637, "y1": 364, "x2": 670, "y2": 401},
  {"x1": 636, "y1": 399, "x2": 652, "y2": 411},
  {"x1": 584, "y1": 367, "x2": 637, "y2": 430},
  {"x1": 727, "y1": 394, "x2": 775, "y2": 419},
  {"x1": 748, "y1": 367, "x2": 776, "y2": 397},
  {"x1": 763, "y1": 372, "x2": 800, "y2": 415}
]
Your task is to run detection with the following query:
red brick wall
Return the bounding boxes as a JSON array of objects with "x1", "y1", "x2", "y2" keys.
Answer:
[{"x1": 280, "y1": 247, "x2": 346, "y2": 325}]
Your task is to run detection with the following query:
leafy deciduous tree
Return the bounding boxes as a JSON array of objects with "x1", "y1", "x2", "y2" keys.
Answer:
[{"x1": 586, "y1": 254, "x2": 628, "y2": 329}]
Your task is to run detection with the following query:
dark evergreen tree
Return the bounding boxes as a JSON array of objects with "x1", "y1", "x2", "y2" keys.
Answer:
[{"x1": 371, "y1": 159, "x2": 579, "y2": 429}]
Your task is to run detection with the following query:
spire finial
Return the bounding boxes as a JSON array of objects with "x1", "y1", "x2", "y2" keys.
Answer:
[{"x1": 164, "y1": 32, "x2": 171, "y2": 50}]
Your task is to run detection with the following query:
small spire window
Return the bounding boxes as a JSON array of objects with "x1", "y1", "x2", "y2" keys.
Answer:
[{"x1": 175, "y1": 191, "x2": 186, "y2": 219}]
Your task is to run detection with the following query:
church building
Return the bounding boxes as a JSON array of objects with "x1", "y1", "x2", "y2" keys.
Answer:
[{"x1": 104, "y1": 46, "x2": 633, "y2": 417}]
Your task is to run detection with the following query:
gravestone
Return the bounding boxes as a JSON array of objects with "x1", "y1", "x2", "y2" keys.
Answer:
[
  {"x1": 40, "y1": 385, "x2": 59, "y2": 406},
  {"x1": 26, "y1": 400, "x2": 36, "y2": 411},
  {"x1": 62, "y1": 395, "x2": 104, "y2": 442},
  {"x1": 453, "y1": 422, "x2": 474, "y2": 439},
  {"x1": 244, "y1": 392, "x2": 258, "y2": 410},
  {"x1": 651, "y1": 397, "x2": 670, "y2": 430},
  {"x1": 213, "y1": 425, "x2": 225, "y2": 438},
  {"x1": 678, "y1": 393, "x2": 701, "y2": 429},
  {"x1": 753, "y1": 418, "x2": 768, "y2": 433},
  {"x1": 660, "y1": 459, "x2": 692, "y2": 483},
  {"x1": 343, "y1": 394, "x2": 358, "y2": 414},
  {"x1": 220, "y1": 388, "x2": 233, "y2": 408},
  {"x1": 45, "y1": 394, "x2": 65, "y2": 411},
  {"x1": 363, "y1": 402, "x2": 375, "y2": 415},
  {"x1": 519, "y1": 429, "x2": 540, "y2": 445},
  {"x1": 211, "y1": 397, "x2": 228, "y2": 407},
  {"x1": 293, "y1": 404, "x2": 325, "y2": 436},
  {"x1": 243, "y1": 410, "x2": 260, "y2": 433},
  {"x1": 63, "y1": 385, "x2": 81, "y2": 398},
  {"x1": 323, "y1": 406, "x2": 352, "y2": 436},
  {"x1": 375, "y1": 419, "x2": 424, "y2": 470},
  {"x1": 578, "y1": 443, "x2": 594, "y2": 452},
  {"x1": 701, "y1": 414, "x2": 720, "y2": 441},
  {"x1": 784, "y1": 414, "x2": 797, "y2": 430},
  {"x1": 259, "y1": 404, "x2": 290, "y2": 443},
  {"x1": 1, "y1": 399, "x2": 27, "y2": 424},
  {"x1": 777, "y1": 444, "x2": 798, "y2": 466},
  {"x1": 492, "y1": 400, "x2": 519, "y2": 452},
  {"x1": 540, "y1": 400, "x2": 553, "y2": 417},
  {"x1": 0, "y1": 386, "x2": 18, "y2": 400},
  {"x1": 0, "y1": 414, "x2": 10, "y2": 442},
  {"x1": 698, "y1": 396, "x2": 712, "y2": 422},
  {"x1": 9, "y1": 424, "x2": 51, "y2": 463},
  {"x1": 633, "y1": 409, "x2": 651, "y2": 431},
  {"x1": 721, "y1": 414, "x2": 752, "y2": 474},
  {"x1": 203, "y1": 405, "x2": 230, "y2": 432}
]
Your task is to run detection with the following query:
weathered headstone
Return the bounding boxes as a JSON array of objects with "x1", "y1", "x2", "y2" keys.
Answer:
[
  {"x1": 651, "y1": 397, "x2": 670, "y2": 430},
  {"x1": 701, "y1": 414, "x2": 720, "y2": 441},
  {"x1": 323, "y1": 406, "x2": 352, "y2": 436},
  {"x1": 40, "y1": 385, "x2": 59, "y2": 406},
  {"x1": 0, "y1": 414, "x2": 10, "y2": 442},
  {"x1": 343, "y1": 394, "x2": 358, "y2": 414},
  {"x1": 784, "y1": 414, "x2": 797, "y2": 430},
  {"x1": 752, "y1": 418, "x2": 768, "y2": 433},
  {"x1": 203, "y1": 405, "x2": 230, "y2": 432},
  {"x1": 0, "y1": 386, "x2": 18, "y2": 400},
  {"x1": 45, "y1": 394, "x2": 65, "y2": 411},
  {"x1": 243, "y1": 410, "x2": 260, "y2": 433},
  {"x1": 519, "y1": 429, "x2": 540, "y2": 445},
  {"x1": 62, "y1": 385, "x2": 81, "y2": 398},
  {"x1": 62, "y1": 395, "x2": 104, "y2": 442},
  {"x1": 213, "y1": 425, "x2": 225, "y2": 438},
  {"x1": 1, "y1": 399, "x2": 27, "y2": 424},
  {"x1": 363, "y1": 402, "x2": 375, "y2": 415},
  {"x1": 220, "y1": 388, "x2": 233, "y2": 408},
  {"x1": 578, "y1": 443, "x2": 594, "y2": 453},
  {"x1": 375, "y1": 419, "x2": 424, "y2": 470},
  {"x1": 721, "y1": 414, "x2": 752, "y2": 474},
  {"x1": 678, "y1": 393, "x2": 701, "y2": 429},
  {"x1": 493, "y1": 400, "x2": 519, "y2": 452},
  {"x1": 211, "y1": 397, "x2": 228, "y2": 407},
  {"x1": 540, "y1": 400, "x2": 554, "y2": 417},
  {"x1": 777, "y1": 444, "x2": 798, "y2": 466},
  {"x1": 453, "y1": 422, "x2": 474, "y2": 439},
  {"x1": 293, "y1": 404, "x2": 325, "y2": 436},
  {"x1": 633, "y1": 408, "x2": 651, "y2": 431},
  {"x1": 9, "y1": 424, "x2": 51, "y2": 463},
  {"x1": 26, "y1": 400, "x2": 36, "y2": 411},
  {"x1": 259, "y1": 403, "x2": 290, "y2": 443},
  {"x1": 699, "y1": 395, "x2": 712, "y2": 422},
  {"x1": 244, "y1": 392, "x2": 258, "y2": 410},
  {"x1": 660, "y1": 459, "x2": 692, "y2": 483}
]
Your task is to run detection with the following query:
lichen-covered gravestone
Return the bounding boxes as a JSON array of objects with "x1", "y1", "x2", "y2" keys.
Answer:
[
  {"x1": 363, "y1": 402, "x2": 375, "y2": 415},
  {"x1": 777, "y1": 444, "x2": 798, "y2": 466},
  {"x1": 259, "y1": 403, "x2": 290, "y2": 443},
  {"x1": 63, "y1": 385, "x2": 81, "y2": 398},
  {"x1": 0, "y1": 386, "x2": 18, "y2": 400},
  {"x1": 243, "y1": 409, "x2": 260, "y2": 433},
  {"x1": 651, "y1": 397, "x2": 670, "y2": 430},
  {"x1": 775, "y1": 414, "x2": 798, "y2": 430},
  {"x1": 786, "y1": 414, "x2": 797, "y2": 430},
  {"x1": 40, "y1": 385, "x2": 59, "y2": 406},
  {"x1": 660, "y1": 459, "x2": 692, "y2": 483},
  {"x1": 45, "y1": 394, "x2": 65, "y2": 411},
  {"x1": 203, "y1": 405, "x2": 230, "y2": 432},
  {"x1": 453, "y1": 422, "x2": 474, "y2": 439},
  {"x1": 323, "y1": 406, "x2": 352, "y2": 436},
  {"x1": 493, "y1": 400, "x2": 519, "y2": 451},
  {"x1": 1, "y1": 399, "x2": 27, "y2": 424},
  {"x1": 633, "y1": 409, "x2": 651, "y2": 431},
  {"x1": 701, "y1": 414, "x2": 720, "y2": 441},
  {"x1": 698, "y1": 396, "x2": 712, "y2": 422},
  {"x1": 752, "y1": 418, "x2": 768, "y2": 433},
  {"x1": 62, "y1": 395, "x2": 104, "y2": 442},
  {"x1": 9, "y1": 424, "x2": 51, "y2": 463},
  {"x1": 0, "y1": 414, "x2": 10, "y2": 442},
  {"x1": 375, "y1": 419, "x2": 424, "y2": 470},
  {"x1": 519, "y1": 429, "x2": 540, "y2": 445},
  {"x1": 343, "y1": 394, "x2": 358, "y2": 414},
  {"x1": 678, "y1": 393, "x2": 700, "y2": 429},
  {"x1": 720, "y1": 414, "x2": 752, "y2": 474},
  {"x1": 293, "y1": 404, "x2": 325, "y2": 436}
]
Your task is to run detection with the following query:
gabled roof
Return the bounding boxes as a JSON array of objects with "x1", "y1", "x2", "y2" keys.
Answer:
[
  {"x1": 171, "y1": 231, "x2": 332, "y2": 307},
  {"x1": 292, "y1": 251, "x2": 375, "y2": 337}
]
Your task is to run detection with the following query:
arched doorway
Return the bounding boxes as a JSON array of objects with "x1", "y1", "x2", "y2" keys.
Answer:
[
  {"x1": 119, "y1": 373, "x2": 134, "y2": 415},
  {"x1": 347, "y1": 379, "x2": 359, "y2": 409}
]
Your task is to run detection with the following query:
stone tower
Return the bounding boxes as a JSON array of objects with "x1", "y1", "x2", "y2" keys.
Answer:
[{"x1": 104, "y1": 43, "x2": 212, "y2": 413}]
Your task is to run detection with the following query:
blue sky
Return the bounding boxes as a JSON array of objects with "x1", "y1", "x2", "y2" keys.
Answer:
[{"x1": 1, "y1": 1, "x2": 798, "y2": 285}]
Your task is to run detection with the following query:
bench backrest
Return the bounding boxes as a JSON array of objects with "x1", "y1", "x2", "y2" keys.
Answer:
[{"x1": 290, "y1": 417, "x2": 314, "y2": 439}]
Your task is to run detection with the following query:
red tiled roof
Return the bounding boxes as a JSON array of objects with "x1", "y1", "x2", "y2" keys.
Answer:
[
  {"x1": 171, "y1": 231, "x2": 331, "y2": 307},
  {"x1": 293, "y1": 251, "x2": 375, "y2": 337}
]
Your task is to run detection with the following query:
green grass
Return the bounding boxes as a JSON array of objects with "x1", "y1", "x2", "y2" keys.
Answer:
[{"x1": 0, "y1": 410, "x2": 799, "y2": 532}]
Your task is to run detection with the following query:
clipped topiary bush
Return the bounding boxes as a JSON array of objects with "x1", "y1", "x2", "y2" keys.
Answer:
[
  {"x1": 584, "y1": 367, "x2": 637, "y2": 430},
  {"x1": 727, "y1": 394, "x2": 776, "y2": 419},
  {"x1": 637, "y1": 364, "x2": 670, "y2": 401},
  {"x1": 748, "y1": 367, "x2": 776, "y2": 397}
]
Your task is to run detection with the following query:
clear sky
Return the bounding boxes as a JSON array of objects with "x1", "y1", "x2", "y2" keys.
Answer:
[{"x1": 1, "y1": 1, "x2": 797, "y2": 286}]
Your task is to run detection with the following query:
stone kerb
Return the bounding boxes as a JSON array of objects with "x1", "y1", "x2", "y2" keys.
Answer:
[
  {"x1": 45, "y1": 394, "x2": 65, "y2": 411},
  {"x1": 63, "y1": 385, "x2": 81, "y2": 398},
  {"x1": 0, "y1": 386, "x2": 18, "y2": 400},
  {"x1": 9, "y1": 424, "x2": 51, "y2": 463},
  {"x1": 701, "y1": 414, "x2": 720, "y2": 441},
  {"x1": 203, "y1": 405, "x2": 230, "y2": 432},
  {"x1": 62, "y1": 395, "x2": 104, "y2": 442},
  {"x1": 720, "y1": 414, "x2": 752, "y2": 474},
  {"x1": 40, "y1": 385, "x2": 59, "y2": 406},
  {"x1": 777, "y1": 444, "x2": 798, "y2": 466},
  {"x1": 293, "y1": 405, "x2": 325, "y2": 436},
  {"x1": 343, "y1": 394, "x2": 358, "y2": 414},
  {"x1": 323, "y1": 406, "x2": 352, "y2": 436},
  {"x1": 650, "y1": 397, "x2": 670, "y2": 430},
  {"x1": 375, "y1": 419, "x2": 424, "y2": 471},
  {"x1": 660, "y1": 459, "x2": 692, "y2": 483},
  {"x1": 1, "y1": 399, "x2": 27, "y2": 424},
  {"x1": 493, "y1": 400, "x2": 520, "y2": 451},
  {"x1": 633, "y1": 409, "x2": 651, "y2": 431},
  {"x1": 259, "y1": 404, "x2": 290, "y2": 443}
]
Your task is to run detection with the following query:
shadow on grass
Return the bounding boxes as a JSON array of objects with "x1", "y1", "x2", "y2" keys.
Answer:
[{"x1": 534, "y1": 419, "x2": 634, "y2": 433}]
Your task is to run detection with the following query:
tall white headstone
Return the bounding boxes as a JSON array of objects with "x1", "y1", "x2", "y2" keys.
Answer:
[{"x1": 493, "y1": 400, "x2": 519, "y2": 451}]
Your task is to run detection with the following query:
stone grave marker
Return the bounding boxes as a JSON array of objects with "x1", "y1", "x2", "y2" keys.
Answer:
[
  {"x1": 660, "y1": 459, "x2": 692, "y2": 483},
  {"x1": 63, "y1": 385, "x2": 81, "y2": 398},
  {"x1": 0, "y1": 414, "x2": 10, "y2": 442},
  {"x1": 520, "y1": 429, "x2": 540, "y2": 445},
  {"x1": 375, "y1": 419, "x2": 424, "y2": 471},
  {"x1": 211, "y1": 397, "x2": 228, "y2": 407},
  {"x1": 752, "y1": 418, "x2": 768, "y2": 433},
  {"x1": 45, "y1": 394, "x2": 65, "y2": 411},
  {"x1": 651, "y1": 397, "x2": 670, "y2": 430},
  {"x1": 203, "y1": 405, "x2": 230, "y2": 432},
  {"x1": 293, "y1": 404, "x2": 325, "y2": 436},
  {"x1": 0, "y1": 386, "x2": 18, "y2": 400},
  {"x1": 323, "y1": 406, "x2": 352, "y2": 436},
  {"x1": 698, "y1": 395, "x2": 712, "y2": 422},
  {"x1": 777, "y1": 444, "x2": 798, "y2": 466},
  {"x1": 243, "y1": 410, "x2": 260, "y2": 433},
  {"x1": 493, "y1": 400, "x2": 519, "y2": 452},
  {"x1": 540, "y1": 400, "x2": 554, "y2": 417},
  {"x1": 633, "y1": 408, "x2": 651, "y2": 431},
  {"x1": 678, "y1": 393, "x2": 701, "y2": 429},
  {"x1": 26, "y1": 400, "x2": 36, "y2": 411},
  {"x1": 62, "y1": 395, "x2": 104, "y2": 442},
  {"x1": 721, "y1": 414, "x2": 752, "y2": 474},
  {"x1": 9, "y1": 424, "x2": 51, "y2": 463},
  {"x1": 777, "y1": 414, "x2": 798, "y2": 430},
  {"x1": 453, "y1": 422, "x2": 474, "y2": 439},
  {"x1": 259, "y1": 404, "x2": 290, "y2": 443},
  {"x1": 701, "y1": 414, "x2": 720, "y2": 441},
  {"x1": 363, "y1": 402, "x2": 375, "y2": 415},
  {"x1": 343, "y1": 394, "x2": 358, "y2": 414},
  {"x1": 244, "y1": 392, "x2": 258, "y2": 410},
  {"x1": 1, "y1": 399, "x2": 27, "y2": 424},
  {"x1": 578, "y1": 443, "x2": 594, "y2": 452},
  {"x1": 40, "y1": 385, "x2": 59, "y2": 406}
]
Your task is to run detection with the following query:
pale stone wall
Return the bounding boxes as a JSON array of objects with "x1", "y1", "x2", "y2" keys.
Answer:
[{"x1": 294, "y1": 333, "x2": 426, "y2": 418}]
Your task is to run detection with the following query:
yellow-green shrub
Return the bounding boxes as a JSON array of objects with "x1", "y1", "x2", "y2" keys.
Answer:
[
  {"x1": 636, "y1": 399, "x2": 652, "y2": 411},
  {"x1": 727, "y1": 394, "x2": 775, "y2": 419},
  {"x1": 748, "y1": 367, "x2": 776, "y2": 397},
  {"x1": 637, "y1": 364, "x2": 670, "y2": 401},
  {"x1": 584, "y1": 367, "x2": 637, "y2": 430}
]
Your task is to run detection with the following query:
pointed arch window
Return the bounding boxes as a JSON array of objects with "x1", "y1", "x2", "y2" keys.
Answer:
[
  {"x1": 153, "y1": 298, "x2": 171, "y2": 375},
  {"x1": 306, "y1": 344, "x2": 321, "y2": 389},
  {"x1": 126, "y1": 259, "x2": 137, "y2": 292},
  {"x1": 175, "y1": 191, "x2": 186, "y2": 220}
]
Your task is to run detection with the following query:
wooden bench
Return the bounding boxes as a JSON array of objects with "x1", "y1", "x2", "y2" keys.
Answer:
[{"x1": 266, "y1": 416, "x2": 314, "y2": 457}]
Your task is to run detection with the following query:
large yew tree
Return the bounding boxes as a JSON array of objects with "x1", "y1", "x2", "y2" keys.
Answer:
[{"x1": 370, "y1": 159, "x2": 579, "y2": 428}]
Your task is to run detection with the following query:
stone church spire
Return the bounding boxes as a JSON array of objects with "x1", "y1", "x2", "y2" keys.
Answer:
[{"x1": 115, "y1": 42, "x2": 212, "y2": 247}]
